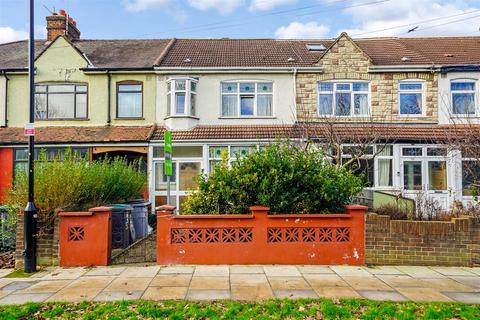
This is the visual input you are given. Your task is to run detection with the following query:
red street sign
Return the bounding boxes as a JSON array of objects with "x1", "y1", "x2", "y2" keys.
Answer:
[{"x1": 24, "y1": 123, "x2": 35, "y2": 136}]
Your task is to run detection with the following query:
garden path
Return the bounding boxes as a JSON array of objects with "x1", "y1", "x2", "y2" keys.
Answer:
[{"x1": 0, "y1": 265, "x2": 479, "y2": 304}]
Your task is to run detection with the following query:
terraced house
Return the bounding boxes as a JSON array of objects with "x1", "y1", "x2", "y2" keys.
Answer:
[{"x1": 1, "y1": 11, "x2": 479, "y2": 211}]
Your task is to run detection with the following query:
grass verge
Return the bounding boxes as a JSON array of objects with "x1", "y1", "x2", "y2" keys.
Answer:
[{"x1": 0, "y1": 298, "x2": 478, "y2": 320}]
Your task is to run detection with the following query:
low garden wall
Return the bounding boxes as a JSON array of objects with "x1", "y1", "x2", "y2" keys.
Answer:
[
  {"x1": 156, "y1": 205, "x2": 366, "y2": 265},
  {"x1": 365, "y1": 213, "x2": 480, "y2": 266}
]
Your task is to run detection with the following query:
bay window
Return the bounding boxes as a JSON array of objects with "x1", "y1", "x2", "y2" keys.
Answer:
[
  {"x1": 318, "y1": 82, "x2": 369, "y2": 116},
  {"x1": 167, "y1": 78, "x2": 197, "y2": 117},
  {"x1": 451, "y1": 81, "x2": 476, "y2": 115},
  {"x1": 35, "y1": 84, "x2": 87, "y2": 119},
  {"x1": 117, "y1": 81, "x2": 143, "y2": 118},
  {"x1": 399, "y1": 81, "x2": 423, "y2": 115},
  {"x1": 221, "y1": 81, "x2": 273, "y2": 117}
]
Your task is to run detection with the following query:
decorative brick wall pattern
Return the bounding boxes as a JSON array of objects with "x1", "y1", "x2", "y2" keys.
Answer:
[
  {"x1": 15, "y1": 214, "x2": 59, "y2": 269},
  {"x1": 296, "y1": 35, "x2": 438, "y2": 123},
  {"x1": 111, "y1": 231, "x2": 157, "y2": 265},
  {"x1": 365, "y1": 213, "x2": 480, "y2": 266}
]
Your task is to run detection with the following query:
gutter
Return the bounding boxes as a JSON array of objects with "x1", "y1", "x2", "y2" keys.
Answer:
[
  {"x1": 154, "y1": 67, "x2": 324, "y2": 74},
  {"x1": 81, "y1": 67, "x2": 155, "y2": 73},
  {"x1": 107, "y1": 71, "x2": 111, "y2": 124},
  {"x1": 368, "y1": 65, "x2": 441, "y2": 73},
  {"x1": 440, "y1": 64, "x2": 480, "y2": 72}
]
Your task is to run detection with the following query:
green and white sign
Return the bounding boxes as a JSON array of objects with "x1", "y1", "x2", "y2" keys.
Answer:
[{"x1": 164, "y1": 130, "x2": 173, "y2": 176}]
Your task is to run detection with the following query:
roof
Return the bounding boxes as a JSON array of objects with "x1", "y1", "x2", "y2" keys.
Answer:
[
  {"x1": 0, "y1": 126, "x2": 154, "y2": 145},
  {"x1": 1, "y1": 35, "x2": 480, "y2": 70},
  {"x1": 150, "y1": 124, "x2": 480, "y2": 142}
]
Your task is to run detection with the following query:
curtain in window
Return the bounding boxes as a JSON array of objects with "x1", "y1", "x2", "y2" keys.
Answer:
[
  {"x1": 222, "y1": 95, "x2": 237, "y2": 116},
  {"x1": 378, "y1": 159, "x2": 392, "y2": 187},
  {"x1": 257, "y1": 95, "x2": 272, "y2": 116},
  {"x1": 354, "y1": 94, "x2": 368, "y2": 115},
  {"x1": 118, "y1": 93, "x2": 142, "y2": 117}
]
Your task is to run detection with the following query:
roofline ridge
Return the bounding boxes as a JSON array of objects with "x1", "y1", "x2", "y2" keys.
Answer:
[{"x1": 154, "y1": 38, "x2": 176, "y2": 66}]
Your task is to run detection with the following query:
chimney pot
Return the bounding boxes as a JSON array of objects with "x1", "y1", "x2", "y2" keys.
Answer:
[{"x1": 59, "y1": 9, "x2": 66, "y2": 16}]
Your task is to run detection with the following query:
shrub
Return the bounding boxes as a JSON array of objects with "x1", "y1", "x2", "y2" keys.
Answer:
[
  {"x1": 182, "y1": 142, "x2": 364, "y2": 214},
  {"x1": 5, "y1": 149, "x2": 146, "y2": 231}
]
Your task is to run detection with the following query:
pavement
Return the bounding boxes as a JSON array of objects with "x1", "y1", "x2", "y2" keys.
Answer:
[{"x1": 0, "y1": 265, "x2": 479, "y2": 305}]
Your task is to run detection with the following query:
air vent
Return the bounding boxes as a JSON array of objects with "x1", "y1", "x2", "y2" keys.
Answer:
[
  {"x1": 287, "y1": 57, "x2": 296, "y2": 62},
  {"x1": 401, "y1": 56, "x2": 411, "y2": 62},
  {"x1": 306, "y1": 44, "x2": 326, "y2": 51},
  {"x1": 184, "y1": 58, "x2": 192, "y2": 63}
]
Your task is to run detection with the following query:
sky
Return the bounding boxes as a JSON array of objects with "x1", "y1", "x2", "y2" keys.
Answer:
[{"x1": 1, "y1": 0, "x2": 480, "y2": 43}]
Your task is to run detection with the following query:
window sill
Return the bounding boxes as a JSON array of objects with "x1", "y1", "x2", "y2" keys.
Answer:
[
  {"x1": 219, "y1": 116, "x2": 277, "y2": 119},
  {"x1": 316, "y1": 114, "x2": 370, "y2": 118},
  {"x1": 35, "y1": 118, "x2": 90, "y2": 121},
  {"x1": 397, "y1": 114, "x2": 428, "y2": 118},
  {"x1": 450, "y1": 115, "x2": 479, "y2": 119},
  {"x1": 164, "y1": 115, "x2": 200, "y2": 120},
  {"x1": 114, "y1": 117, "x2": 145, "y2": 120}
]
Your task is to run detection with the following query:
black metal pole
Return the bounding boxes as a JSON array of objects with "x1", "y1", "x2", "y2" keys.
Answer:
[{"x1": 24, "y1": 0, "x2": 37, "y2": 273}]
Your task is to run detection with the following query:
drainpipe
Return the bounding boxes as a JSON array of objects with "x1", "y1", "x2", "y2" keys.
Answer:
[
  {"x1": 1, "y1": 71, "x2": 8, "y2": 127},
  {"x1": 107, "y1": 71, "x2": 111, "y2": 124}
]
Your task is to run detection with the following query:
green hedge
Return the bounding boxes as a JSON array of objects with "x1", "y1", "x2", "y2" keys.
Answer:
[{"x1": 182, "y1": 142, "x2": 363, "y2": 214}]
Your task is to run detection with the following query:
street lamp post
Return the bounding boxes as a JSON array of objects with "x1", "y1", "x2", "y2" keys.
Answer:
[{"x1": 24, "y1": 0, "x2": 37, "y2": 273}]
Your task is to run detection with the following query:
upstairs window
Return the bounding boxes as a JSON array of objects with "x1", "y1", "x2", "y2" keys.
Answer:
[
  {"x1": 399, "y1": 81, "x2": 423, "y2": 115},
  {"x1": 35, "y1": 84, "x2": 87, "y2": 120},
  {"x1": 167, "y1": 78, "x2": 197, "y2": 117},
  {"x1": 318, "y1": 82, "x2": 369, "y2": 116},
  {"x1": 221, "y1": 81, "x2": 273, "y2": 117},
  {"x1": 451, "y1": 81, "x2": 476, "y2": 115},
  {"x1": 117, "y1": 81, "x2": 143, "y2": 118}
]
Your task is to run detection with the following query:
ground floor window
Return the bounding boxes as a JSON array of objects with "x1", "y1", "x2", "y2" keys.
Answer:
[
  {"x1": 462, "y1": 160, "x2": 480, "y2": 197},
  {"x1": 208, "y1": 145, "x2": 257, "y2": 173}
]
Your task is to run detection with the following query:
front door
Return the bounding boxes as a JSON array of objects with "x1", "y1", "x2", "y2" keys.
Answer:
[{"x1": 401, "y1": 146, "x2": 449, "y2": 210}]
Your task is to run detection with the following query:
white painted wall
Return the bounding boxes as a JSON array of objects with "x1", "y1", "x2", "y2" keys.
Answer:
[
  {"x1": 156, "y1": 73, "x2": 297, "y2": 128},
  {"x1": 438, "y1": 71, "x2": 480, "y2": 124},
  {"x1": 0, "y1": 75, "x2": 6, "y2": 127}
]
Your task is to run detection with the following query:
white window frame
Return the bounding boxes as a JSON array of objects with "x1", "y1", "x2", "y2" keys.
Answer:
[
  {"x1": 220, "y1": 81, "x2": 274, "y2": 118},
  {"x1": 374, "y1": 145, "x2": 394, "y2": 189},
  {"x1": 166, "y1": 77, "x2": 197, "y2": 117},
  {"x1": 450, "y1": 79, "x2": 477, "y2": 116},
  {"x1": 208, "y1": 144, "x2": 259, "y2": 172},
  {"x1": 317, "y1": 81, "x2": 370, "y2": 117},
  {"x1": 398, "y1": 80, "x2": 425, "y2": 117}
]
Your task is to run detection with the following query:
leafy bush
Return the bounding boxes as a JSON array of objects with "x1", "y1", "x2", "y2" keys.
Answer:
[
  {"x1": 182, "y1": 142, "x2": 364, "y2": 214},
  {"x1": 5, "y1": 149, "x2": 146, "y2": 230}
]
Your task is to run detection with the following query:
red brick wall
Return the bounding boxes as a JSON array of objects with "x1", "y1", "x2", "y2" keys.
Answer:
[
  {"x1": 365, "y1": 213, "x2": 480, "y2": 266},
  {"x1": 0, "y1": 148, "x2": 13, "y2": 202}
]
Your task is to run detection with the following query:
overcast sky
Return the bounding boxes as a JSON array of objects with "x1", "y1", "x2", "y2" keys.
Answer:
[{"x1": 1, "y1": 0, "x2": 480, "y2": 43}]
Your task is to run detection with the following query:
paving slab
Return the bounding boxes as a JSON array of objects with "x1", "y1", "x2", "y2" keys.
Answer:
[
  {"x1": 431, "y1": 267, "x2": 476, "y2": 277},
  {"x1": 450, "y1": 276, "x2": 480, "y2": 290},
  {"x1": 150, "y1": 274, "x2": 192, "y2": 287},
  {"x1": 358, "y1": 290, "x2": 407, "y2": 302},
  {"x1": 0, "y1": 292, "x2": 52, "y2": 305},
  {"x1": 396, "y1": 287, "x2": 452, "y2": 302},
  {"x1": 19, "y1": 280, "x2": 72, "y2": 293},
  {"x1": 274, "y1": 290, "x2": 318, "y2": 299},
  {"x1": 365, "y1": 266, "x2": 405, "y2": 275},
  {"x1": 104, "y1": 277, "x2": 152, "y2": 292},
  {"x1": 303, "y1": 274, "x2": 349, "y2": 287},
  {"x1": 297, "y1": 266, "x2": 334, "y2": 274},
  {"x1": 231, "y1": 285, "x2": 274, "y2": 301},
  {"x1": 0, "y1": 269, "x2": 13, "y2": 278},
  {"x1": 395, "y1": 266, "x2": 445, "y2": 279},
  {"x1": 330, "y1": 266, "x2": 372, "y2": 277},
  {"x1": 194, "y1": 266, "x2": 229, "y2": 277},
  {"x1": 419, "y1": 278, "x2": 476, "y2": 292},
  {"x1": 313, "y1": 286, "x2": 361, "y2": 299},
  {"x1": 442, "y1": 292, "x2": 480, "y2": 304},
  {"x1": 264, "y1": 266, "x2": 301, "y2": 277},
  {"x1": 190, "y1": 276, "x2": 229, "y2": 290},
  {"x1": 65, "y1": 276, "x2": 114, "y2": 289},
  {"x1": 159, "y1": 266, "x2": 195, "y2": 274},
  {"x1": 85, "y1": 266, "x2": 126, "y2": 277},
  {"x1": 48, "y1": 287, "x2": 102, "y2": 302},
  {"x1": 0, "y1": 279, "x2": 14, "y2": 289},
  {"x1": 94, "y1": 290, "x2": 144, "y2": 301},
  {"x1": 119, "y1": 266, "x2": 160, "y2": 278},
  {"x1": 229, "y1": 265, "x2": 264, "y2": 274},
  {"x1": 143, "y1": 286, "x2": 188, "y2": 300},
  {"x1": 230, "y1": 274, "x2": 268, "y2": 285},
  {"x1": 464, "y1": 267, "x2": 480, "y2": 276},
  {"x1": 377, "y1": 275, "x2": 424, "y2": 288},
  {"x1": 186, "y1": 289, "x2": 230, "y2": 300},
  {"x1": 1, "y1": 281, "x2": 38, "y2": 291},
  {"x1": 341, "y1": 276, "x2": 392, "y2": 291},
  {"x1": 268, "y1": 277, "x2": 311, "y2": 290},
  {"x1": 41, "y1": 267, "x2": 87, "y2": 280}
]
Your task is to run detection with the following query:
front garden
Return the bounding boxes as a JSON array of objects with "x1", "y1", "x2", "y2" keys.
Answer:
[{"x1": 0, "y1": 299, "x2": 479, "y2": 320}]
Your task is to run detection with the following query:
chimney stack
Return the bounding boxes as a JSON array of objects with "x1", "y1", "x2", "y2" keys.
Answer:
[{"x1": 46, "y1": 10, "x2": 80, "y2": 42}]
